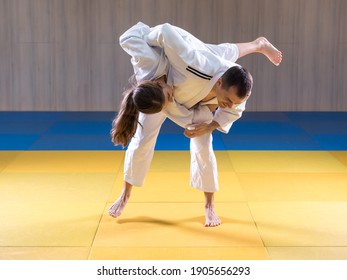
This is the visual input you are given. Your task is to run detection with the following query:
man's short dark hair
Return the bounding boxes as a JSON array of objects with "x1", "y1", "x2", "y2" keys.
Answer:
[{"x1": 221, "y1": 66, "x2": 253, "y2": 98}]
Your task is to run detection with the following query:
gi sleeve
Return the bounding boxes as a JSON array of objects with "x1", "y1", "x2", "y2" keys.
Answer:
[
  {"x1": 119, "y1": 22, "x2": 169, "y2": 82},
  {"x1": 164, "y1": 101, "x2": 213, "y2": 129},
  {"x1": 213, "y1": 100, "x2": 247, "y2": 133},
  {"x1": 162, "y1": 100, "x2": 193, "y2": 128}
]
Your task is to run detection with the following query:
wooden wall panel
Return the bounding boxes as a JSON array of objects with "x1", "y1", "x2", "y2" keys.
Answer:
[
  {"x1": 336, "y1": 44, "x2": 347, "y2": 110},
  {"x1": 53, "y1": 0, "x2": 97, "y2": 110},
  {"x1": 339, "y1": 1, "x2": 347, "y2": 43},
  {"x1": 0, "y1": 0, "x2": 11, "y2": 109},
  {"x1": 0, "y1": 0, "x2": 10, "y2": 43},
  {"x1": 12, "y1": 43, "x2": 52, "y2": 110},
  {"x1": 13, "y1": 0, "x2": 52, "y2": 43},
  {"x1": 0, "y1": 0, "x2": 346, "y2": 111}
]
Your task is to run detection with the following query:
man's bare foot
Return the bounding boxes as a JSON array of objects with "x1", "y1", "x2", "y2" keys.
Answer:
[
  {"x1": 205, "y1": 206, "x2": 221, "y2": 227},
  {"x1": 108, "y1": 194, "x2": 128, "y2": 218},
  {"x1": 256, "y1": 37, "x2": 282, "y2": 66},
  {"x1": 204, "y1": 192, "x2": 221, "y2": 227},
  {"x1": 108, "y1": 182, "x2": 132, "y2": 218}
]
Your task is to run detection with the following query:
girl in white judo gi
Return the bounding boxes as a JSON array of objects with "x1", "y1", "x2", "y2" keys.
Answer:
[{"x1": 109, "y1": 22, "x2": 282, "y2": 227}]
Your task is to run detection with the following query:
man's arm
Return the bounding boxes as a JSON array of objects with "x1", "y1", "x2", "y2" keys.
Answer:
[
  {"x1": 213, "y1": 101, "x2": 246, "y2": 133},
  {"x1": 184, "y1": 120, "x2": 220, "y2": 138},
  {"x1": 184, "y1": 101, "x2": 246, "y2": 138}
]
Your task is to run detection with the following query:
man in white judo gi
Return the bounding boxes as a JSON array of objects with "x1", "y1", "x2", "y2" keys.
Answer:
[{"x1": 109, "y1": 22, "x2": 282, "y2": 227}]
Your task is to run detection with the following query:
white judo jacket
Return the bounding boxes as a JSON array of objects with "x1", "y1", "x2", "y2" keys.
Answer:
[
  {"x1": 119, "y1": 22, "x2": 247, "y2": 133},
  {"x1": 119, "y1": 22, "x2": 248, "y2": 190}
]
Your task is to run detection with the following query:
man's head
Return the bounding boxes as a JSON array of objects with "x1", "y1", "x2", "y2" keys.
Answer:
[{"x1": 215, "y1": 66, "x2": 253, "y2": 108}]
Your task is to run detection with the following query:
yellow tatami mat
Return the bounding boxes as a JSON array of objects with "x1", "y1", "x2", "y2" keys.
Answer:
[
  {"x1": 248, "y1": 202, "x2": 347, "y2": 247},
  {"x1": 227, "y1": 151, "x2": 347, "y2": 173},
  {"x1": 0, "y1": 172, "x2": 117, "y2": 247},
  {"x1": 91, "y1": 202, "x2": 264, "y2": 259},
  {"x1": 0, "y1": 151, "x2": 347, "y2": 260},
  {"x1": 0, "y1": 152, "x2": 20, "y2": 172},
  {"x1": 109, "y1": 171, "x2": 246, "y2": 203}
]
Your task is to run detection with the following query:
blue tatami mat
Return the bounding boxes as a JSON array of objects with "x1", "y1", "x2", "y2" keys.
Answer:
[{"x1": 0, "y1": 112, "x2": 346, "y2": 151}]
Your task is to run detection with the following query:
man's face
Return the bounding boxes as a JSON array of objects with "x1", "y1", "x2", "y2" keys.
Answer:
[{"x1": 215, "y1": 81, "x2": 249, "y2": 108}]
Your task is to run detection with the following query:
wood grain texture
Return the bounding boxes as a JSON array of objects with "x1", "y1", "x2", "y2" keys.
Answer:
[
  {"x1": 0, "y1": 0, "x2": 11, "y2": 109},
  {"x1": 0, "y1": 0, "x2": 346, "y2": 111}
]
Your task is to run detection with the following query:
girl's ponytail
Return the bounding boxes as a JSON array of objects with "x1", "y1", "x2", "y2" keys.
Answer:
[
  {"x1": 111, "y1": 80, "x2": 165, "y2": 148},
  {"x1": 111, "y1": 88, "x2": 139, "y2": 148}
]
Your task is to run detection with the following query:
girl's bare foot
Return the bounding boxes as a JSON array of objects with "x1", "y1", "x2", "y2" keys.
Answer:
[
  {"x1": 108, "y1": 183, "x2": 132, "y2": 218},
  {"x1": 256, "y1": 37, "x2": 283, "y2": 66}
]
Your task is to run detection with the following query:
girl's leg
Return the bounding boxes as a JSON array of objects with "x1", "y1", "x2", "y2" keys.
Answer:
[
  {"x1": 109, "y1": 111, "x2": 166, "y2": 218},
  {"x1": 236, "y1": 37, "x2": 282, "y2": 66}
]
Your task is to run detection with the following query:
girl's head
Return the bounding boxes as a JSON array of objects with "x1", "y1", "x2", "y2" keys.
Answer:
[
  {"x1": 110, "y1": 80, "x2": 173, "y2": 148},
  {"x1": 132, "y1": 81, "x2": 166, "y2": 114}
]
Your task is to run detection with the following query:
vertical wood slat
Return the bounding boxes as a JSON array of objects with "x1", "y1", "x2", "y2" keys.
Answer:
[
  {"x1": 0, "y1": 0, "x2": 346, "y2": 111},
  {"x1": 14, "y1": 0, "x2": 52, "y2": 43},
  {"x1": 0, "y1": 0, "x2": 11, "y2": 109},
  {"x1": 53, "y1": 0, "x2": 97, "y2": 110}
]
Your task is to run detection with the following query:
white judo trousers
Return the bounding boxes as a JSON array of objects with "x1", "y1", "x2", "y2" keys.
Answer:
[
  {"x1": 121, "y1": 22, "x2": 246, "y2": 193},
  {"x1": 124, "y1": 106, "x2": 218, "y2": 193}
]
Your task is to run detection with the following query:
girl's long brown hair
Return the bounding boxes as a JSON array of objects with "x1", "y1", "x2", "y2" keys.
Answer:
[{"x1": 111, "y1": 80, "x2": 165, "y2": 148}]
